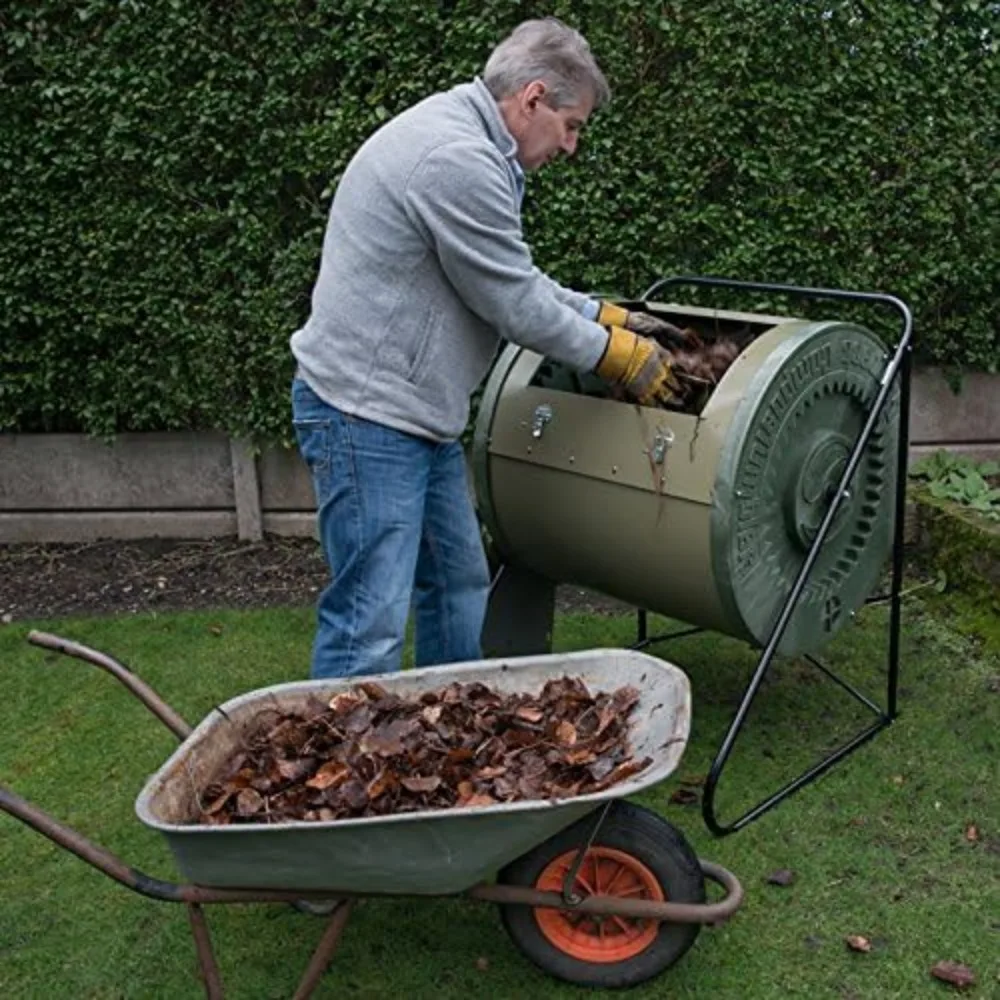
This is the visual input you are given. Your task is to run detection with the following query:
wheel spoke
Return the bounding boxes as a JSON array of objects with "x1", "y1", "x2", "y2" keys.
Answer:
[
  {"x1": 603, "y1": 861, "x2": 628, "y2": 896},
  {"x1": 611, "y1": 915, "x2": 634, "y2": 936},
  {"x1": 613, "y1": 883, "x2": 648, "y2": 897},
  {"x1": 591, "y1": 853, "x2": 603, "y2": 895}
]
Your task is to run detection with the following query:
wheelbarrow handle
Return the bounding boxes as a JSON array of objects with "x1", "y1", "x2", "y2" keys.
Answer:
[
  {"x1": 27, "y1": 630, "x2": 192, "y2": 741},
  {"x1": 0, "y1": 783, "x2": 351, "y2": 905}
]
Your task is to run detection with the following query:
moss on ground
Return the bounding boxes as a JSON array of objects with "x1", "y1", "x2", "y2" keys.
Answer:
[{"x1": 907, "y1": 487, "x2": 1000, "y2": 656}]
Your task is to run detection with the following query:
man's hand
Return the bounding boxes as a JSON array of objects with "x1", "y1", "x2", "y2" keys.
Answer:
[
  {"x1": 597, "y1": 302, "x2": 700, "y2": 348},
  {"x1": 594, "y1": 327, "x2": 679, "y2": 406}
]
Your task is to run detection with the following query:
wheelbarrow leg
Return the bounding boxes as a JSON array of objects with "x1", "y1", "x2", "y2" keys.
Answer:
[
  {"x1": 292, "y1": 901, "x2": 354, "y2": 1000},
  {"x1": 187, "y1": 903, "x2": 224, "y2": 999}
]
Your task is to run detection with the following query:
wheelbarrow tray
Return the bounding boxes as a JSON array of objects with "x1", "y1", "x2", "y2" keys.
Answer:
[{"x1": 136, "y1": 648, "x2": 690, "y2": 895}]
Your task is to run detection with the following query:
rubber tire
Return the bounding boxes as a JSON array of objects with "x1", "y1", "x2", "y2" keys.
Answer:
[{"x1": 498, "y1": 801, "x2": 705, "y2": 989}]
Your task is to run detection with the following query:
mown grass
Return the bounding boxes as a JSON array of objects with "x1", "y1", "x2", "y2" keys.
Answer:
[{"x1": 1, "y1": 595, "x2": 997, "y2": 999}]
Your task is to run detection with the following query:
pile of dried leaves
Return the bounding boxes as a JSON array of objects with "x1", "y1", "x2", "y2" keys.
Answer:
[
  {"x1": 660, "y1": 328, "x2": 743, "y2": 413},
  {"x1": 194, "y1": 676, "x2": 651, "y2": 825}
]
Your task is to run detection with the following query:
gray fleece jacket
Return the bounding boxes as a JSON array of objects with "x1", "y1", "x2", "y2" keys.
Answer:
[{"x1": 290, "y1": 77, "x2": 610, "y2": 442}]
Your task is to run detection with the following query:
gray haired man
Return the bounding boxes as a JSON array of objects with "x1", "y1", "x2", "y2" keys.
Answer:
[{"x1": 290, "y1": 17, "x2": 680, "y2": 681}]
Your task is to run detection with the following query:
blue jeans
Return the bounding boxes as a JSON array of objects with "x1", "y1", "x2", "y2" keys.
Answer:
[{"x1": 291, "y1": 378, "x2": 491, "y2": 679}]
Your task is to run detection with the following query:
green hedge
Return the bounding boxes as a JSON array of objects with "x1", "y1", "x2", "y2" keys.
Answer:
[{"x1": 1, "y1": 0, "x2": 997, "y2": 440}]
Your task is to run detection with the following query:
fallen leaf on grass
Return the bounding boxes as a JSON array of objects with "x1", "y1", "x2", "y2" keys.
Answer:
[
  {"x1": 964, "y1": 824, "x2": 980, "y2": 843},
  {"x1": 475, "y1": 957, "x2": 489, "y2": 972},
  {"x1": 930, "y1": 961, "x2": 976, "y2": 989},
  {"x1": 845, "y1": 935, "x2": 872, "y2": 953},
  {"x1": 766, "y1": 869, "x2": 796, "y2": 887},
  {"x1": 670, "y1": 787, "x2": 700, "y2": 806}
]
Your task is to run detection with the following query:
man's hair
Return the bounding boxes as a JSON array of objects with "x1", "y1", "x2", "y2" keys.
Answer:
[{"x1": 483, "y1": 17, "x2": 611, "y2": 110}]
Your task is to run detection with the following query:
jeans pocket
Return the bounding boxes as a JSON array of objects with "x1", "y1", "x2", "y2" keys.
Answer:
[{"x1": 293, "y1": 417, "x2": 334, "y2": 502}]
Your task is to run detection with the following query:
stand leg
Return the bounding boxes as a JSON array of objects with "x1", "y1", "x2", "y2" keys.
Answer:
[
  {"x1": 292, "y1": 901, "x2": 354, "y2": 1000},
  {"x1": 481, "y1": 564, "x2": 555, "y2": 658},
  {"x1": 187, "y1": 903, "x2": 224, "y2": 999}
]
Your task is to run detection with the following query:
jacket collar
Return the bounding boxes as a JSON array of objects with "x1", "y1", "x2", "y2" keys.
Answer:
[{"x1": 464, "y1": 77, "x2": 518, "y2": 162}]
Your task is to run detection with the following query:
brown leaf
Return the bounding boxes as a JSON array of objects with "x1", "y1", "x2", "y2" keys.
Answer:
[
  {"x1": 554, "y1": 720, "x2": 577, "y2": 746},
  {"x1": 421, "y1": 704, "x2": 443, "y2": 725},
  {"x1": 475, "y1": 765, "x2": 508, "y2": 780},
  {"x1": 399, "y1": 775, "x2": 442, "y2": 794},
  {"x1": 611, "y1": 685, "x2": 641, "y2": 715},
  {"x1": 461, "y1": 793, "x2": 497, "y2": 808},
  {"x1": 929, "y1": 961, "x2": 976, "y2": 989},
  {"x1": 475, "y1": 957, "x2": 489, "y2": 972},
  {"x1": 845, "y1": 935, "x2": 872, "y2": 953},
  {"x1": 358, "y1": 729, "x2": 405, "y2": 757},
  {"x1": 235, "y1": 787, "x2": 265, "y2": 817},
  {"x1": 515, "y1": 705, "x2": 544, "y2": 724},
  {"x1": 588, "y1": 757, "x2": 650, "y2": 793},
  {"x1": 367, "y1": 768, "x2": 397, "y2": 800},
  {"x1": 339, "y1": 778, "x2": 369, "y2": 811},
  {"x1": 670, "y1": 787, "x2": 700, "y2": 806},
  {"x1": 587, "y1": 756, "x2": 616, "y2": 782},
  {"x1": 305, "y1": 761, "x2": 351, "y2": 790},
  {"x1": 766, "y1": 869, "x2": 796, "y2": 887},
  {"x1": 277, "y1": 757, "x2": 316, "y2": 783},
  {"x1": 340, "y1": 704, "x2": 375, "y2": 735},
  {"x1": 964, "y1": 824, "x2": 979, "y2": 843},
  {"x1": 329, "y1": 691, "x2": 361, "y2": 713},
  {"x1": 356, "y1": 681, "x2": 390, "y2": 701},
  {"x1": 593, "y1": 704, "x2": 619, "y2": 738},
  {"x1": 201, "y1": 788, "x2": 234, "y2": 815}
]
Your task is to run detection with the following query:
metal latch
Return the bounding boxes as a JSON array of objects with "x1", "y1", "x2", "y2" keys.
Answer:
[
  {"x1": 531, "y1": 404, "x2": 554, "y2": 439},
  {"x1": 651, "y1": 427, "x2": 675, "y2": 464}
]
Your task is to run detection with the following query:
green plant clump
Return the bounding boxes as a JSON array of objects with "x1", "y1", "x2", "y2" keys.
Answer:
[{"x1": 909, "y1": 450, "x2": 1000, "y2": 521}]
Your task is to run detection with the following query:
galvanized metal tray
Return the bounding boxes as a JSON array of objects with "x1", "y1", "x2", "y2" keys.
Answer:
[{"x1": 136, "y1": 648, "x2": 691, "y2": 894}]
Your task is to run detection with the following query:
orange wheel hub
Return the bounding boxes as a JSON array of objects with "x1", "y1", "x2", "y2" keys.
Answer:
[{"x1": 534, "y1": 847, "x2": 665, "y2": 963}]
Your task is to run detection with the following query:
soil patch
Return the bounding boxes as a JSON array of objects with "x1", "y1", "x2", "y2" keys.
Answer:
[{"x1": 0, "y1": 537, "x2": 629, "y2": 623}]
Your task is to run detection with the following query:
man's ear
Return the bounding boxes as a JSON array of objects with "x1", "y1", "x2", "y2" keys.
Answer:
[{"x1": 522, "y1": 79, "x2": 547, "y2": 113}]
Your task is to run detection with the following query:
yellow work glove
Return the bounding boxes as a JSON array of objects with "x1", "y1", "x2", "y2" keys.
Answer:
[
  {"x1": 597, "y1": 302, "x2": 698, "y2": 348},
  {"x1": 595, "y1": 326, "x2": 679, "y2": 406}
]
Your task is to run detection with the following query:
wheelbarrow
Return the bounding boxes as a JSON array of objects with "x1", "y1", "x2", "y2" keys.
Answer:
[{"x1": 0, "y1": 632, "x2": 743, "y2": 996}]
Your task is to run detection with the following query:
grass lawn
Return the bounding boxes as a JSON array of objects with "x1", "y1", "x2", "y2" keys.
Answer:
[{"x1": 1, "y1": 595, "x2": 997, "y2": 999}]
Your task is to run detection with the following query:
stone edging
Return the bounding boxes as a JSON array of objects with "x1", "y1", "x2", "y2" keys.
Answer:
[{"x1": 0, "y1": 367, "x2": 996, "y2": 543}]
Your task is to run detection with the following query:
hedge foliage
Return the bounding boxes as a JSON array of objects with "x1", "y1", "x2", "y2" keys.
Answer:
[{"x1": 1, "y1": 0, "x2": 997, "y2": 440}]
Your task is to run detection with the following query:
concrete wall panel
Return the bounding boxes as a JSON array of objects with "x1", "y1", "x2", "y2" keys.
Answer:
[{"x1": 0, "y1": 433, "x2": 233, "y2": 510}]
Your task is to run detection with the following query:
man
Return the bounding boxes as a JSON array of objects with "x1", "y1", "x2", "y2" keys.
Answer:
[{"x1": 290, "y1": 17, "x2": 681, "y2": 680}]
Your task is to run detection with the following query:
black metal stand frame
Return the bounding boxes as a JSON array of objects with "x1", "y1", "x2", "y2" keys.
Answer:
[{"x1": 632, "y1": 275, "x2": 913, "y2": 837}]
